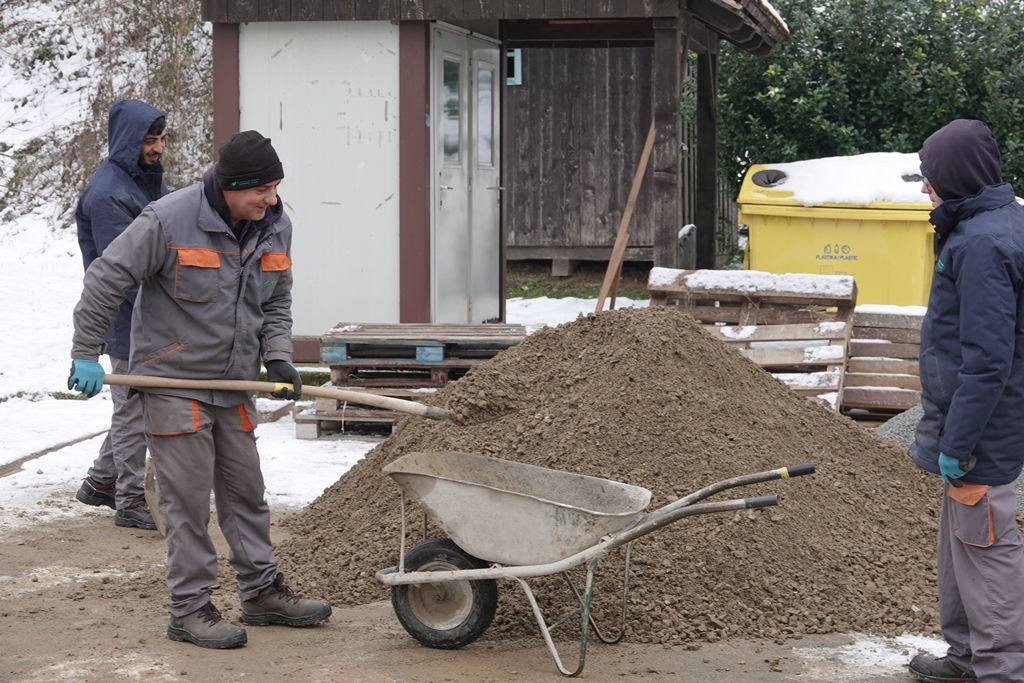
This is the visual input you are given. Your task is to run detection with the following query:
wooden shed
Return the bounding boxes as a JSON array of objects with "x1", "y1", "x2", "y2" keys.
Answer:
[{"x1": 201, "y1": 1, "x2": 788, "y2": 338}]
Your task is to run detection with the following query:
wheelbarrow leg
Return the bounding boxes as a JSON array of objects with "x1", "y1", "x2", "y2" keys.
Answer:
[
  {"x1": 511, "y1": 555, "x2": 603, "y2": 677},
  {"x1": 560, "y1": 542, "x2": 632, "y2": 645}
]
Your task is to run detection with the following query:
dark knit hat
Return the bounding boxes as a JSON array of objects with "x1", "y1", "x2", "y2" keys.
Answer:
[{"x1": 215, "y1": 131, "x2": 284, "y2": 191}]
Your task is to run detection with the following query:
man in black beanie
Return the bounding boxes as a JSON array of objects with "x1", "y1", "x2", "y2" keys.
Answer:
[
  {"x1": 68, "y1": 130, "x2": 331, "y2": 650},
  {"x1": 908, "y1": 119, "x2": 1024, "y2": 683}
]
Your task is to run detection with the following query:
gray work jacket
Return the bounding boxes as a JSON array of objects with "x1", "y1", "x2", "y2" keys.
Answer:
[{"x1": 72, "y1": 182, "x2": 293, "y2": 406}]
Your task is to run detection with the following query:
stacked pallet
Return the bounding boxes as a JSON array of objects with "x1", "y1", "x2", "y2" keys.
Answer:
[
  {"x1": 648, "y1": 268, "x2": 857, "y2": 409},
  {"x1": 842, "y1": 308, "x2": 924, "y2": 422},
  {"x1": 296, "y1": 323, "x2": 527, "y2": 439}
]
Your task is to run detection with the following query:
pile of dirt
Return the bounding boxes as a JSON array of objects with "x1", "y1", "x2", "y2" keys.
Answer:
[{"x1": 277, "y1": 306, "x2": 942, "y2": 647}]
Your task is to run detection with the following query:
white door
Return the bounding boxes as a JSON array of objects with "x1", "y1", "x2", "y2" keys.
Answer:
[
  {"x1": 431, "y1": 27, "x2": 502, "y2": 323},
  {"x1": 469, "y1": 37, "x2": 502, "y2": 323}
]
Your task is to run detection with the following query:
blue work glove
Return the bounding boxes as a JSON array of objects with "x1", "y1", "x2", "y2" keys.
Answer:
[
  {"x1": 939, "y1": 452, "x2": 969, "y2": 487},
  {"x1": 67, "y1": 359, "x2": 105, "y2": 398},
  {"x1": 265, "y1": 360, "x2": 302, "y2": 400}
]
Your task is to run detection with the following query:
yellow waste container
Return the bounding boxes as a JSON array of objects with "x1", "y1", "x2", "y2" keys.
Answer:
[{"x1": 737, "y1": 153, "x2": 935, "y2": 306}]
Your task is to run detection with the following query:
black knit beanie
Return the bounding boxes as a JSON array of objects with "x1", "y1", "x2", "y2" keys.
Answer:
[{"x1": 215, "y1": 131, "x2": 284, "y2": 190}]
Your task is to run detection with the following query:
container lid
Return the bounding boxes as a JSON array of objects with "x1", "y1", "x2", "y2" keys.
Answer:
[{"x1": 737, "y1": 152, "x2": 933, "y2": 210}]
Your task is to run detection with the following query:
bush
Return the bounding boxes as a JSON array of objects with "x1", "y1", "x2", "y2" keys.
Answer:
[{"x1": 718, "y1": 0, "x2": 1024, "y2": 190}]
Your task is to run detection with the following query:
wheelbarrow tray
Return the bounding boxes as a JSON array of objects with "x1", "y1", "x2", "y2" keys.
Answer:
[{"x1": 382, "y1": 452, "x2": 652, "y2": 566}]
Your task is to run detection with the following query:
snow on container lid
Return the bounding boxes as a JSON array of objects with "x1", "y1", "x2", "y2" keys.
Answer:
[{"x1": 737, "y1": 152, "x2": 933, "y2": 210}]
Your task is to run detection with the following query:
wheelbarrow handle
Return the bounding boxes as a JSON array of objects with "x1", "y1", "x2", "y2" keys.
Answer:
[
  {"x1": 657, "y1": 462, "x2": 815, "y2": 519},
  {"x1": 784, "y1": 463, "x2": 815, "y2": 478}
]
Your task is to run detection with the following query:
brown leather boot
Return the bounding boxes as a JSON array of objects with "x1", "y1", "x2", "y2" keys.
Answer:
[
  {"x1": 167, "y1": 602, "x2": 247, "y2": 649},
  {"x1": 241, "y1": 572, "x2": 332, "y2": 626}
]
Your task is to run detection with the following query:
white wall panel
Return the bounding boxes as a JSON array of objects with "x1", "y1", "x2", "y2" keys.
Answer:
[{"x1": 239, "y1": 22, "x2": 401, "y2": 336}]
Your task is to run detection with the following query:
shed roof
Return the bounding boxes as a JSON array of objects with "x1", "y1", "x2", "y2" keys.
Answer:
[{"x1": 202, "y1": 0, "x2": 790, "y2": 56}]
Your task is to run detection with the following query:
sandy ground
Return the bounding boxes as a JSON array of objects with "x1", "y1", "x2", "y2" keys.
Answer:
[{"x1": 0, "y1": 499, "x2": 924, "y2": 683}]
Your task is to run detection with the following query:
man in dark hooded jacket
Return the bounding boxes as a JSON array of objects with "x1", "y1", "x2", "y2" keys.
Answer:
[
  {"x1": 908, "y1": 119, "x2": 1024, "y2": 683},
  {"x1": 73, "y1": 99, "x2": 168, "y2": 531}
]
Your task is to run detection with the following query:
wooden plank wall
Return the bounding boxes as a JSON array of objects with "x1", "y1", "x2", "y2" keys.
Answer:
[
  {"x1": 203, "y1": 0, "x2": 679, "y2": 21},
  {"x1": 506, "y1": 46, "x2": 655, "y2": 251}
]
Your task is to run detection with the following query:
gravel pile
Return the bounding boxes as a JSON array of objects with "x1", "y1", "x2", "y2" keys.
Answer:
[
  {"x1": 874, "y1": 404, "x2": 923, "y2": 451},
  {"x1": 277, "y1": 306, "x2": 943, "y2": 647}
]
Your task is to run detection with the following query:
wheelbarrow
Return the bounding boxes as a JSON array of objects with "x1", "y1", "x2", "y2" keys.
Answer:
[{"x1": 374, "y1": 451, "x2": 814, "y2": 677}]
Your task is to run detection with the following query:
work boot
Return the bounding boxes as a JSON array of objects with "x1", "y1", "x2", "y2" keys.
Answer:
[
  {"x1": 75, "y1": 476, "x2": 116, "y2": 509},
  {"x1": 114, "y1": 496, "x2": 158, "y2": 531},
  {"x1": 241, "y1": 572, "x2": 332, "y2": 626},
  {"x1": 167, "y1": 602, "x2": 247, "y2": 649},
  {"x1": 908, "y1": 655, "x2": 977, "y2": 683}
]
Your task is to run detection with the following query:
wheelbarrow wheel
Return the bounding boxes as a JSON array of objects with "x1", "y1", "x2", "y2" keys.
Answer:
[{"x1": 391, "y1": 538, "x2": 498, "y2": 650}]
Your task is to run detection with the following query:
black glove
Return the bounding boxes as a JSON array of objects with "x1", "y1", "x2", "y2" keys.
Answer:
[{"x1": 265, "y1": 360, "x2": 302, "y2": 400}]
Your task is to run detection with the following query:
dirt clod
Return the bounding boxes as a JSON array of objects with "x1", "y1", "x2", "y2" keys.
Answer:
[{"x1": 279, "y1": 306, "x2": 941, "y2": 646}]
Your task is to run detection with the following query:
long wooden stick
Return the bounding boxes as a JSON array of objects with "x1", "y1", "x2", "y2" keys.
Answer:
[
  {"x1": 104, "y1": 374, "x2": 452, "y2": 422},
  {"x1": 595, "y1": 119, "x2": 657, "y2": 313}
]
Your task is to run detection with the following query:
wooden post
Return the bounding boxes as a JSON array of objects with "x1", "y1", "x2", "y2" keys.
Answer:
[
  {"x1": 696, "y1": 35, "x2": 720, "y2": 269},
  {"x1": 652, "y1": 18, "x2": 683, "y2": 270},
  {"x1": 595, "y1": 120, "x2": 656, "y2": 313}
]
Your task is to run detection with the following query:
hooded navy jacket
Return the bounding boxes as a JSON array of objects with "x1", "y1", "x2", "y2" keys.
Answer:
[
  {"x1": 911, "y1": 122, "x2": 1024, "y2": 486},
  {"x1": 75, "y1": 100, "x2": 168, "y2": 359}
]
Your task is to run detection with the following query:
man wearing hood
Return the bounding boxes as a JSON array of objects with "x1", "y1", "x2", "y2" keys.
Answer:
[
  {"x1": 73, "y1": 99, "x2": 168, "y2": 531},
  {"x1": 908, "y1": 119, "x2": 1024, "y2": 683},
  {"x1": 66, "y1": 131, "x2": 330, "y2": 649}
]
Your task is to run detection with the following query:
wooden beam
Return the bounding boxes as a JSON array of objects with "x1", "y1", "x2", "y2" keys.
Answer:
[
  {"x1": 323, "y1": 0, "x2": 357, "y2": 19},
  {"x1": 292, "y1": 0, "x2": 323, "y2": 20},
  {"x1": 399, "y1": 22, "x2": 432, "y2": 323},
  {"x1": 842, "y1": 387, "x2": 921, "y2": 411},
  {"x1": 227, "y1": 0, "x2": 258, "y2": 22},
  {"x1": 849, "y1": 341, "x2": 920, "y2": 359},
  {"x1": 596, "y1": 119, "x2": 656, "y2": 312},
  {"x1": 202, "y1": 0, "x2": 228, "y2": 22},
  {"x1": 401, "y1": 0, "x2": 427, "y2": 19},
  {"x1": 504, "y1": 19, "x2": 655, "y2": 43},
  {"x1": 694, "y1": 45, "x2": 718, "y2": 268},
  {"x1": 844, "y1": 373, "x2": 923, "y2": 391},
  {"x1": 545, "y1": 0, "x2": 585, "y2": 17},
  {"x1": 651, "y1": 18, "x2": 682, "y2": 268},
  {"x1": 853, "y1": 312, "x2": 926, "y2": 330},
  {"x1": 211, "y1": 23, "x2": 239, "y2": 157},
  {"x1": 260, "y1": 0, "x2": 291, "y2": 21}
]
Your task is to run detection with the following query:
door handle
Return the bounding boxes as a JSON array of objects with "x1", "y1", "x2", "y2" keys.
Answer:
[
  {"x1": 487, "y1": 186, "x2": 505, "y2": 190},
  {"x1": 440, "y1": 185, "x2": 455, "y2": 190}
]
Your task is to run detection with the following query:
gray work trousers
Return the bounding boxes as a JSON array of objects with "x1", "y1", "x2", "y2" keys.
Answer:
[
  {"x1": 141, "y1": 393, "x2": 278, "y2": 617},
  {"x1": 939, "y1": 481, "x2": 1024, "y2": 682},
  {"x1": 87, "y1": 356, "x2": 147, "y2": 509}
]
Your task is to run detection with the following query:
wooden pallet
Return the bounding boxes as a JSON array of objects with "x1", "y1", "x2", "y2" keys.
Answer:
[
  {"x1": 648, "y1": 268, "x2": 857, "y2": 409},
  {"x1": 329, "y1": 363, "x2": 476, "y2": 388},
  {"x1": 295, "y1": 409, "x2": 394, "y2": 440},
  {"x1": 320, "y1": 323, "x2": 526, "y2": 364},
  {"x1": 300, "y1": 324, "x2": 525, "y2": 439},
  {"x1": 295, "y1": 385, "x2": 440, "y2": 439},
  {"x1": 842, "y1": 310, "x2": 923, "y2": 417}
]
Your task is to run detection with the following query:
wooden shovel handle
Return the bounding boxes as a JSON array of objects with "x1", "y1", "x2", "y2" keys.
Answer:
[{"x1": 103, "y1": 374, "x2": 452, "y2": 422}]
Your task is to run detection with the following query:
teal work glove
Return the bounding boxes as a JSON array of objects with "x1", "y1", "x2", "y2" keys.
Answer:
[
  {"x1": 68, "y1": 359, "x2": 105, "y2": 398},
  {"x1": 939, "y1": 452, "x2": 975, "y2": 487},
  {"x1": 265, "y1": 360, "x2": 302, "y2": 400}
]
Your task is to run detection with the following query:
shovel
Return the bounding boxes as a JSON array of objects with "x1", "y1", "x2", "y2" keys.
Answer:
[
  {"x1": 114, "y1": 374, "x2": 450, "y2": 538},
  {"x1": 103, "y1": 374, "x2": 453, "y2": 422}
]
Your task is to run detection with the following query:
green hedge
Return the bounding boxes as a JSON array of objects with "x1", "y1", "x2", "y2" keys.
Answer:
[{"x1": 719, "y1": 0, "x2": 1024, "y2": 191}]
